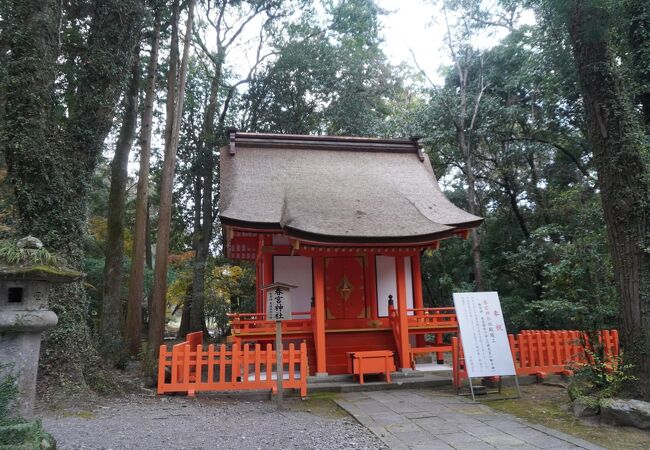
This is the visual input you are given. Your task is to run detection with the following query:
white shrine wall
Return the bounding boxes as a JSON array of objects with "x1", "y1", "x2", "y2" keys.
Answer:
[
  {"x1": 273, "y1": 255, "x2": 313, "y2": 314},
  {"x1": 376, "y1": 255, "x2": 414, "y2": 317}
]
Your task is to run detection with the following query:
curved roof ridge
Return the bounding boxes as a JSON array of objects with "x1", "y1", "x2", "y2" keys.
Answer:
[
  {"x1": 228, "y1": 130, "x2": 425, "y2": 159},
  {"x1": 219, "y1": 131, "x2": 482, "y2": 245}
]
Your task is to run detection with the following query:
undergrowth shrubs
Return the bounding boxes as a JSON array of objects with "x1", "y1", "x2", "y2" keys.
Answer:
[{"x1": 568, "y1": 345, "x2": 637, "y2": 403}]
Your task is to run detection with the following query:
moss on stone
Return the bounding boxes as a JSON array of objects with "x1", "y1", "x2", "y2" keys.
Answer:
[{"x1": 0, "y1": 265, "x2": 83, "y2": 283}]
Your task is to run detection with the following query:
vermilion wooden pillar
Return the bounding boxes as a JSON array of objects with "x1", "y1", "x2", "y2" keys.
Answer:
[
  {"x1": 262, "y1": 235, "x2": 273, "y2": 315},
  {"x1": 313, "y1": 256, "x2": 327, "y2": 375},
  {"x1": 255, "y1": 235, "x2": 263, "y2": 313},
  {"x1": 365, "y1": 253, "x2": 378, "y2": 319},
  {"x1": 395, "y1": 256, "x2": 411, "y2": 370},
  {"x1": 411, "y1": 254, "x2": 426, "y2": 347},
  {"x1": 255, "y1": 258, "x2": 261, "y2": 313}
]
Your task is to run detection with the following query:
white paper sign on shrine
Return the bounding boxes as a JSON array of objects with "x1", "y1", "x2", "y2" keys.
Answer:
[
  {"x1": 262, "y1": 282, "x2": 296, "y2": 321},
  {"x1": 452, "y1": 291, "x2": 516, "y2": 378}
]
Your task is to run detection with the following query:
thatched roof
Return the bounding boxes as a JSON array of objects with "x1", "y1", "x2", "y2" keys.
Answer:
[{"x1": 219, "y1": 132, "x2": 482, "y2": 244}]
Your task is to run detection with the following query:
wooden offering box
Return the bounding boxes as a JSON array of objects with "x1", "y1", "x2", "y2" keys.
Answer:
[{"x1": 347, "y1": 350, "x2": 396, "y2": 384}]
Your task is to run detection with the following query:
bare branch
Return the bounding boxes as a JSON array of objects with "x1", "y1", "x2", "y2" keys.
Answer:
[
  {"x1": 469, "y1": 54, "x2": 489, "y2": 131},
  {"x1": 409, "y1": 49, "x2": 461, "y2": 131},
  {"x1": 222, "y1": 4, "x2": 265, "y2": 50}
]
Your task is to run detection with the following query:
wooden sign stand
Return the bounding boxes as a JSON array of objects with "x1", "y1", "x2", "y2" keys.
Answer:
[
  {"x1": 275, "y1": 320, "x2": 283, "y2": 410},
  {"x1": 464, "y1": 375, "x2": 522, "y2": 402},
  {"x1": 457, "y1": 330, "x2": 522, "y2": 402},
  {"x1": 262, "y1": 282, "x2": 295, "y2": 410}
]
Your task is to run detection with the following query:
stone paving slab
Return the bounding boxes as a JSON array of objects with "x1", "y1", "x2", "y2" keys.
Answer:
[{"x1": 335, "y1": 389, "x2": 605, "y2": 450}]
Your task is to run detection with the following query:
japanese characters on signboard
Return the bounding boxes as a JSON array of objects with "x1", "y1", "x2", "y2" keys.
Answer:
[
  {"x1": 452, "y1": 292, "x2": 516, "y2": 378},
  {"x1": 265, "y1": 283, "x2": 294, "y2": 321}
]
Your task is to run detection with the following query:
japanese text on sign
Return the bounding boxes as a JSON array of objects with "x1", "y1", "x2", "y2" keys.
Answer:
[
  {"x1": 452, "y1": 292, "x2": 516, "y2": 378},
  {"x1": 267, "y1": 287, "x2": 293, "y2": 321}
]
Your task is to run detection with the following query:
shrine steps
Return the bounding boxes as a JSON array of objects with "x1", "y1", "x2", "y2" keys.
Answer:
[{"x1": 307, "y1": 371, "x2": 452, "y2": 393}]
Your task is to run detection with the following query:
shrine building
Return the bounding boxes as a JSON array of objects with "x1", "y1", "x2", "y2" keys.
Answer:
[{"x1": 220, "y1": 131, "x2": 482, "y2": 376}]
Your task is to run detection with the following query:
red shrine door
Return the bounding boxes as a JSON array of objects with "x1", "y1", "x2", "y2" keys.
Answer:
[{"x1": 325, "y1": 257, "x2": 367, "y2": 320}]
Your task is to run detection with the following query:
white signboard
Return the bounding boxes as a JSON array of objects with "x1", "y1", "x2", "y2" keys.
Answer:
[
  {"x1": 266, "y1": 285, "x2": 293, "y2": 321},
  {"x1": 453, "y1": 292, "x2": 516, "y2": 378}
]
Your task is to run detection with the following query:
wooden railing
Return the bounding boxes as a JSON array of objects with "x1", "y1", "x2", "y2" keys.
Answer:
[
  {"x1": 228, "y1": 312, "x2": 313, "y2": 336},
  {"x1": 389, "y1": 306, "x2": 459, "y2": 368},
  {"x1": 406, "y1": 308, "x2": 458, "y2": 330},
  {"x1": 452, "y1": 329, "x2": 620, "y2": 387},
  {"x1": 158, "y1": 341, "x2": 308, "y2": 398},
  {"x1": 388, "y1": 307, "x2": 403, "y2": 364}
]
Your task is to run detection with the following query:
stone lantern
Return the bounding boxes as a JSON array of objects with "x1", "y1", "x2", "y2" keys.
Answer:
[{"x1": 0, "y1": 237, "x2": 82, "y2": 418}]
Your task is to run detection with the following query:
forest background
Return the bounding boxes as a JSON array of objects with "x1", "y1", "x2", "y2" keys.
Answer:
[{"x1": 0, "y1": 0, "x2": 648, "y2": 400}]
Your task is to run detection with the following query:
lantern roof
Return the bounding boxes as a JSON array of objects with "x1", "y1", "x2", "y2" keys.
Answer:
[{"x1": 219, "y1": 131, "x2": 482, "y2": 245}]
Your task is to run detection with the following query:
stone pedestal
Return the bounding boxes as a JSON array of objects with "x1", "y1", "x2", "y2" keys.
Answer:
[{"x1": 0, "y1": 253, "x2": 81, "y2": 419}]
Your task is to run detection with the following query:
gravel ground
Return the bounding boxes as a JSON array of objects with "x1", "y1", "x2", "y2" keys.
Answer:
[{"x1": 41, "y1": 394, "x2": 386, "y2": 450}]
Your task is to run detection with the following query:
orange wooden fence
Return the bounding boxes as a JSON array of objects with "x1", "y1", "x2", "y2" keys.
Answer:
[
  {"x1": 158, "y1": 339, "x2": 308, "y2": 398},
  {"x1": 452, "y1": 329, "x2": 619, "y2": 387}
]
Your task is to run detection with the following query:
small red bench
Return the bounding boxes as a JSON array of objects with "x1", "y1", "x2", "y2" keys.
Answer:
[{"x1": 347, "y1": 350, "x2": 396, "y2": 384}]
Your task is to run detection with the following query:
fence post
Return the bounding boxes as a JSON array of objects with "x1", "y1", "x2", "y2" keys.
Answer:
[
  {"x1": 254, "y1": 344, "x2": 261, "y2": 382},
  {"x1": 194, "y1": 344, "x2": 202, "y2": 384},
  {"x1": 243, "y1": 344, "x2": 250, "y2": 384},
  {"x1": 451, "y1": 337, "x2": 459, "y2": 388},
  {"x1": 265, "y1": 343, "x2": 273, "y2": 382},
  {"x1": 508, "y1": 334, "x2": 517, "y2": 375},
  {"x1": 207, "y1": 344, "x2": 215, "y2": 384},
  {"x1": 300, "y1": 342, "x2": 308, "y2": 398},
  {"x1": 158, "y1": 345, "x2": 168, "y2": 394},
  {"x1": 232, "y1": 343, "x2": 240, "y2": 383},
  {"x1": 288, "y1": 343, "x2": 296, "y2": 382},
  {"x1": 183, "y1": 343, "x2": 192, "y2": 396}
]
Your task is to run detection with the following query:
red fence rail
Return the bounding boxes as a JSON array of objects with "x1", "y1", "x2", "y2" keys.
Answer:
[
  {"x1": 452, "y1": 329, "x2": 619, "y2": 387},
  {"x1": 406, "y1": 307, "x2": 458, "y2": 329},
  {"x1": 228, "y1": 312, "x2": 312, "y2": 337},
  {"x1": 158, "y1": 340, "x2": 308, "y2": 398}
]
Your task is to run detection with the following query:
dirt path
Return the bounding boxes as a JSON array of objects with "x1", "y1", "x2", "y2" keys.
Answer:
[{"x1": 41, "y1": 393, "x2": 386, "y2": 450}]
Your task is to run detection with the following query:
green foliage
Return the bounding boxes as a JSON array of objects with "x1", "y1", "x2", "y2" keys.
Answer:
[
  {"x1": 421, "y1": 236, "x2": 475, "y2": 307},
  {"x1": 166, "y1": 257, "x2": 255, "y2": 337},
  {"x1": 242, "y1": 0, "x2": 405, "y2": 136},
  {"x1": 205, "y1": 262, "x2": 256, "y2": 335},
  {"x1": 0, "y1": 241, "x2": 57, "y2": 267},
  {"x1": 569, "y1": 348, "x2": 637, "y2": 402}
]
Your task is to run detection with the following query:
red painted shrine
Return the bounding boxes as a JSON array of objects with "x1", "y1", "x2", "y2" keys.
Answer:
[{"x1": 220, "y1": 131, "x2": 482, "y2": 376}]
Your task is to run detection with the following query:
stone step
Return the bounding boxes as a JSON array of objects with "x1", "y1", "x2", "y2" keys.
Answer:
[{"x1": 307, "y1": 373, "x2": 452, "y2": 393}]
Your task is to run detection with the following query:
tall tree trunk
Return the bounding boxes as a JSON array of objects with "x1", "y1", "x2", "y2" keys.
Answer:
[
  {"x1": 567, "y1": 0, "x2": 650, "y2": 399},
  {"x1": 147, "y1": 0, "x2": 195, "y2": 374},
  {"x1": 458, "y1": 130, "x2": 484, "y2": 290},
  {"x1": 3, "y1": 0, "x2": 142, "y2": 391},
  {"x1": 178, "y1": 169, "x2": 202, "y2": 337},
  {"x1": 126, "y1": 9, "x2": 161, "y2": 356},
  {"x1": 189, "y1": 65, "x2": 222, "y2": 334},
  {"x1": 100, "y1": 53, "x2": 141, "y2": 363},
  {"x1": 145, "y1": 198, "x2": 153, "y2": 269}
]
